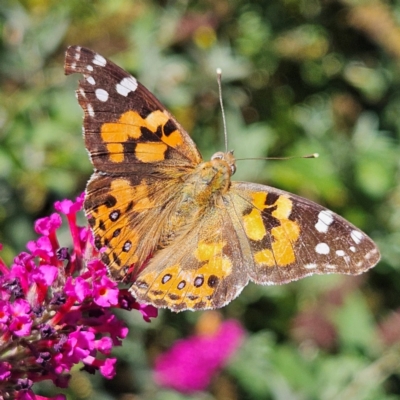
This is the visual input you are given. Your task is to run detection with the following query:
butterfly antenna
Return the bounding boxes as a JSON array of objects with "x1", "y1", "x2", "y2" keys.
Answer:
[
  {"x1": 235, "y1": 153, "x2": 319, "y2": 161},
  {"x1": 216, "y1": 68, "x2": 228, "y2": 153}
]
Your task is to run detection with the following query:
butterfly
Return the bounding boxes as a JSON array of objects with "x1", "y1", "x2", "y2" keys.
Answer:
[{"x1": 64, "y1": 46, "x2": 380, "y2": 312}]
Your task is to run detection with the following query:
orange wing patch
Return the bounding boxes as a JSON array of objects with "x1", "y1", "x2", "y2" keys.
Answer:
[
  {"x1": 135, "y1": 240, "x2": 232, "y2": 309},
  {"x1": 101, "y1": 109, "x2": 184, "y2": 163},
  {"x1": 86, "y1": 177, "x2": 158, "y2": 277},
  {"x1": 244, "y1": 192, "x2": 301, "y2": 267}
]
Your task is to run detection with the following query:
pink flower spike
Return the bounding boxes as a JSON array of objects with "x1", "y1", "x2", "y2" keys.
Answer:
[{"x1": 0, "y1": 193, "x2": 133, "y2": 398}]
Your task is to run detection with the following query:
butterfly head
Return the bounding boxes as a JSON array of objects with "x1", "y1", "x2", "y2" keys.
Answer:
[
  {"x1": 211, "y1": 150, "x2": 236, "y2": 176},
  {"x1": 191, "y1": 150, "x2": 236, "y2": 197}
]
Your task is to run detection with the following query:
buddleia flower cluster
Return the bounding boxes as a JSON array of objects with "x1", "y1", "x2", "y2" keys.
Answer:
[{"x1": 0, "y1": 194, "x2": 157, "y2": 400}]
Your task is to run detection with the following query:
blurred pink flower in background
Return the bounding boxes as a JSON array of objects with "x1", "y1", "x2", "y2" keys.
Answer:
[{"x1": 154, "y1": 318, "x2": 245, "y2": 393}]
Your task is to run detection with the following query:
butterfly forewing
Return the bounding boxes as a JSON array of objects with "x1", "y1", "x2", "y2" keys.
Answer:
[
  {"x1": 64, "y1": 45, "x2": 202, "y2": 173},
  {"x1": 65, "y1": 45, "x2": 203, "y2": 279}
]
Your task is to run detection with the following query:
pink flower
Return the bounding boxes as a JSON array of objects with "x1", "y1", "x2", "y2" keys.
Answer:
[
  {"x1": 64, "y1": 276, "x2": 91, "y2": 301},
  {"x1": 136, "y1": 303, "x2": 159, "y2": 322},
  {"x1": 96, "y1": 337, "x2": 113, "y2": 354},
  {"x1": 54, "y1": 193, "x2": 84, "y2": 215},
  {"x1": 0, "y1": 362, "x2": 11, "y2": 380},
  {"x1": 35, "y1": 213, "x2": 62, "y2": 236},
  {"x1": 0, "y1": 300, "x2": 10, "y2": 323},
  {"x1": 27, "y1": 236, "x2": 54, "y2": 262},
  {"x1": 9, "y1": 299, "x2": 33, "y2": 336},
  {"x1": 0, "y1": 193, "x2": 157, "y2": 399},
  {"x1": 8, "y1": 314, "x2": 32, "y2": 337},
  {"x1": 92, "y1": 275, "x2": 119, "y2": 307},
  {"x1": 154, "y1": 319, "x2": 245, "y2": 393},
  {"x1": 119, "y1": 289, "x2": 158, "y2": 322}
]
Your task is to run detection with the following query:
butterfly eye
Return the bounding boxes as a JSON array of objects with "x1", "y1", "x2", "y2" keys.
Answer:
[{"x1": 230, "y1": 164, "x2": 236, "y2": 175}]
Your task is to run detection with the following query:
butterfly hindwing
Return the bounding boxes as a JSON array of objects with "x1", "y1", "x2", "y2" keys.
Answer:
[
  {"x1": 131, "y1": 205, "x2": 249, "y2": 311},
  {"x1": 131, "y1": 182, "x2": 379, "y2": 311},
  {"x1": 228, "y1": 182, "x2": 380, "y2": 284}
]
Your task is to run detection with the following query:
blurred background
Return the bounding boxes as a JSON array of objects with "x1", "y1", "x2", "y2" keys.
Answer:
[{"x1": 1, "y1": 0, "x2": 400, "y2": 399}]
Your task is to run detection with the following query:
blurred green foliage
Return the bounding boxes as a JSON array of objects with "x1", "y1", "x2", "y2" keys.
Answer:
[{"x1": 1, "y1": 0, "x2": 400, "y2": 399}]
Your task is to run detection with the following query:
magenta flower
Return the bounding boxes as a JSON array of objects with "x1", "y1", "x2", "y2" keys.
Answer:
[
  {"x1": 0, "y1": 193, "x2": 158, "y2": 399},
  {"x1": 154, "y1": 319, "x2": 245, "y2": 393}
]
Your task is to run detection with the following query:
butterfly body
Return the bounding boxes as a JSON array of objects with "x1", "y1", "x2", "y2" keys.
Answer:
[{"x1": 65, "y1": 46, "x2": 380, "y2": 312}]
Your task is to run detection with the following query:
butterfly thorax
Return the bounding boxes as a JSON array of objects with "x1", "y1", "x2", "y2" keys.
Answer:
[
  {"x1": 158, "y1": 151, "x2": 235, "y2": 248},
  {"x1": 186, "y1": 152, "x2": 235, "y2": 197}
]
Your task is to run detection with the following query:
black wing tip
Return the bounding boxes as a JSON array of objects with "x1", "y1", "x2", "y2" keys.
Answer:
[
  {"x1": 64, "y1": 45, "x2": 81, "y2": 75},
  {"x1": 64, "y1": 45, "x2": 102, "y2": 76}
]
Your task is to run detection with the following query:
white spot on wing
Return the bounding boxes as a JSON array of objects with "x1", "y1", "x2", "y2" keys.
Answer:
[
  {"x1": 351, "y1": 230, "x2": 363, "y2": 244},
  {"x1": 70, "y1": 62, "x2": 76, "y2": 70},
  {"x1": 336, "y1": 250, "x2": 345, "y2": 257},
  {"x1": 87, "y1": 65, "x2": 94, "y2": 71},
  {"x1": 350, "y1": 246, "x2": 356, "y2": 253},
  {"x1": 87, "y1": 104, "x2": 95, "y2": 117},
  {"x1": 315, "y1": 242, "x2": 330, "y2": 255},
  {"x1": 95, "y1": 88, "x2": 109, "y2": 102},
  {"x1": 93, "y1": 53, "x2": 106, "y2": 67},
  {"x1": 315, "y1": 210, "x2": 334, "y2": 233},
  {"x1": 304, "y1": 263, "x2": 317, "y2": 269},
  {"x1": 364, "y1": 248, "x2": 378, "y2": 261},
  {"x1": 74, "y1": 47, "x2": 81, "y2": 60},
  {"x1": 116, "y1": 76, "x2": 138, "y2": 96},
  {"x1": 78, "y1": 88, "x2": 86, "y2": 98},
  {"x1": 87, "y1": 76, "x2": 95, "y2": 85}
]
